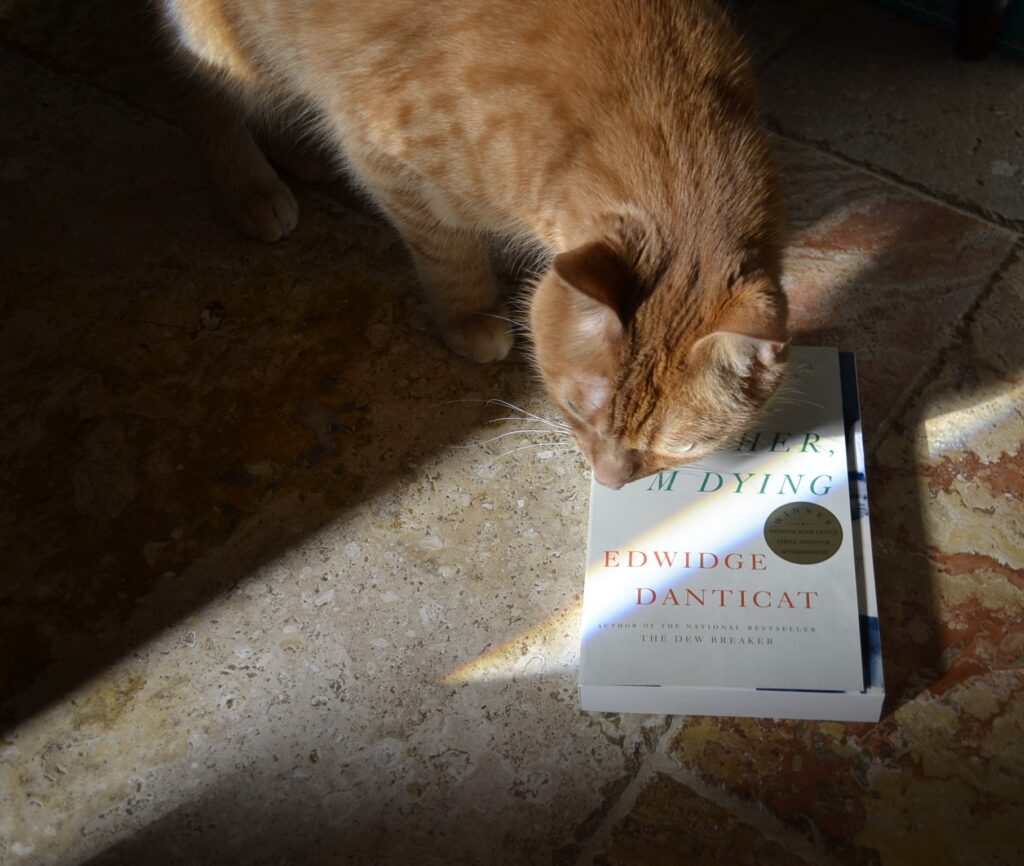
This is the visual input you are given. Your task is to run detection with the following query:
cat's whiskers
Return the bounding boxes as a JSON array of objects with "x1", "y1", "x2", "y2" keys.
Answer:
[
  {"x1": 458, "y1": 428, "x2": 570, "y2": 450},
  {"x1": 768, "y1": 379, "x2": 825, "y2": 411},
  {"x1": 485, "y1": 398, "x2": 572, "y2": 432},
  {"x1": 478, "y1": 312, "x2": 530, "y2": 334},
  {"x1": 768, "y1": 397, "x2": 826, "y2": 410},
  {"x1": 431, "y1": 398, "x2": 570, "y2": 432},
  {"x1": 661, "y1": 462, "x2": 722, "y2": 477},
  {"x1": 487, "y1": 440, "x2": 573, "y2": 466},
  {"x1": 487, "y1": 415, "x2": 571, "y2": 435}
]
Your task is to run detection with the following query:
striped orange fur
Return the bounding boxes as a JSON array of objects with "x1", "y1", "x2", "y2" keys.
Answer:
[{"x1": 161, "y1": 0, "x2": 789, "y2": 486}]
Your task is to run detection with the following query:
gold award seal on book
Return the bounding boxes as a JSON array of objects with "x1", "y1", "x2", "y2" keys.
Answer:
[{"x1": 764, "y1": 502, "x2": 843, "y2": 565}]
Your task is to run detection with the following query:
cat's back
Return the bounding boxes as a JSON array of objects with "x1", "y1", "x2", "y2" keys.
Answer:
[
  {"x1": 166, "y1": 0, "x2": 767, "y2": 241},
  {"x1": 165, "y1": 0, "x2": 750, "y2": 118}
]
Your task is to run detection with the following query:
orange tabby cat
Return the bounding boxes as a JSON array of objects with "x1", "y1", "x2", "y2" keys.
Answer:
[{"x1": 160, "y1": 0, "x2": 789, "y2": 487}]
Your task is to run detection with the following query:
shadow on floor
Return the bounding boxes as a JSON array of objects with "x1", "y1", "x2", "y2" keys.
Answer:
[{"x1": 0, "y1": 16, "x2": 540, "y2": 732}]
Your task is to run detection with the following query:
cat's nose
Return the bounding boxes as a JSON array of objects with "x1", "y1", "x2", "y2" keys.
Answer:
[
  {"x1": 592, "y1": 447, "x2": 638, "y2": 489},
  {"x1": 593, "y1": 466, "x2": 627, "y2": 490}
]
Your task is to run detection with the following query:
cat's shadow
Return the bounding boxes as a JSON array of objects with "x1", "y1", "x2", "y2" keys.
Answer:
[
  {"x1": 0, "y1": 117, "x2": 544, "y2": 734},
  {"x1": 0, "y1": 0, "x2": 561, "y2": 738}
]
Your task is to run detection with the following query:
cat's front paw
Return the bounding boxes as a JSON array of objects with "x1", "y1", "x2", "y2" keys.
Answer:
[
  {"x1": 222, "y1": 179, "x2": 299, "y2": 243},
  {"x1": 440, "y1": 310, "x2": 514, "y2": 363}
]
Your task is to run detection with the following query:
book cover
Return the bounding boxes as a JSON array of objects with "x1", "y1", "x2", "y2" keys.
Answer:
[{"x1": 579, "y1": 347, "x2": 884, "y2": 721}]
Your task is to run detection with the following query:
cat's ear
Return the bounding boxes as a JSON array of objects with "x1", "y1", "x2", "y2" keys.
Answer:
[
  {"x1": 717, "y1": 278, "x2": 787, "y2": 339},
  {"x1": 689, "y1": 331, "x2": 788, "y2": 374},
  {"x1": 553, "y1": 241, "x2": 635, "y2": 329},
  {"x1": 691, "y1": 278, "x2": 788, "y2": 371}
]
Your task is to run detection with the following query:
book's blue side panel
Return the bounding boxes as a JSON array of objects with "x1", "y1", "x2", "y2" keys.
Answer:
[{"x1": 840, "y1": 352, "x2": 884, "y2": 696}]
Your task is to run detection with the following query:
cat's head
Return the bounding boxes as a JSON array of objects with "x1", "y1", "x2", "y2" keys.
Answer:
[{"x1": 529, "y1": 238, "x2": 788, "y2": 489}]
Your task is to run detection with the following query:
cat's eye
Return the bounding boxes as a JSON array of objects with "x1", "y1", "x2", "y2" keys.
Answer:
[
  {"x1": 564, "y1": 398, "x2": 582, "y2": 417},
  {"x1": 672, "y1": 442, "x2": 695, "y2": 453}
]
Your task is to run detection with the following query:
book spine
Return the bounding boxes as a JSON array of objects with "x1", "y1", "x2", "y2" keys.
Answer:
[{"x1": 840, "y1": 352, "x2": 884, "y2": 694}]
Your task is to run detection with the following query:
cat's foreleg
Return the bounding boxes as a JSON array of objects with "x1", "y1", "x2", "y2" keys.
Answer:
[
  {"x1": 253, "y1": 100, "x2": 341, "y2": 185},
  {"x1": 382, "y1": 202, "x2": 514, "y2": 363},
  {"x1": 168, "y1": 71, "x2": 299, "y2": 242}
]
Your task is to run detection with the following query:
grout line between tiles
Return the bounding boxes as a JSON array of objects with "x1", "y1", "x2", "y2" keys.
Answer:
[
  {"x1": 569, "y1": 716, "x2": 679, "y2": 866},
  {"x1": 768, "y1": 121, "x2": 1024, "y2": 237},
  {"x1": 867, "y1": 240, "x2": 1022, "y2": 451},
  {"x1": 573, "y1": 713, "x2": 848, "y2": 866},
  {"x1": 645, "y1": 732, "x2": 845, "y2": 866}
]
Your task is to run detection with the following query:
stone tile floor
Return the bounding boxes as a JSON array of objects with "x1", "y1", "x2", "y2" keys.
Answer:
[{"x1": 0, "y1": 1, "x2": 1021, "y2": 864}]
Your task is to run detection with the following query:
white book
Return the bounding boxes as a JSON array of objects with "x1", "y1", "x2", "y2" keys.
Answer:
[{"x1": 579, "y1": 347, "x2": 884, "y2": 722}]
